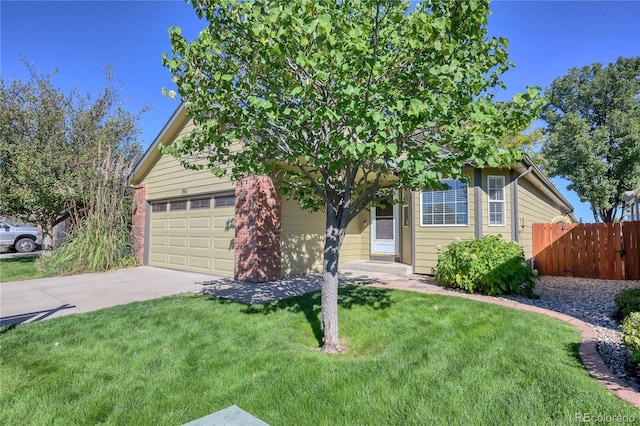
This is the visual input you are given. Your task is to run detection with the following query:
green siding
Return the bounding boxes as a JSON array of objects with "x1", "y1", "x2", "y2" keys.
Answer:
[{"x1": 517, "y1": 178, "x2": 566, "y2": 259}]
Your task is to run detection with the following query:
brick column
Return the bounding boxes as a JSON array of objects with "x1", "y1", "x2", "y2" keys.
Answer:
[
  {"x1": 234, "y1": 175, "x2": 282, "y2": 282},
  {"x1": 132, "y1": 184, "x2": 147, "y2": 264}
]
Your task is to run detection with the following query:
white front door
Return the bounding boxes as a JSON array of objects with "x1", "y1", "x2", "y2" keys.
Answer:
[{"x1": 371, "y1": 198, "x2": 399, "y2": 255}]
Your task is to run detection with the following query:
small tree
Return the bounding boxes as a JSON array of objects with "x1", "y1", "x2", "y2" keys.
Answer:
[
  {"x1": 541, "y1": 56, "x2": 640, "y2": 223},
  {"x1": 0, "y1": 61, "x2": 143, "y2": 247},
  {"x1": 164, "y1": 0, "x2": 542, "y2": 353}
]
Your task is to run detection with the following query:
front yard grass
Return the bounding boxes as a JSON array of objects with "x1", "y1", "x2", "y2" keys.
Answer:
[
  {"x1": 0, "y1": 286, "x2": 637, "y2": 425},
  {"x1": 0, "y1": 256, "x2": 48, "y2": 283}
]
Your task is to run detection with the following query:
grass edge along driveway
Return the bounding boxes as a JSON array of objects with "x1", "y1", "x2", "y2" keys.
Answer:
[
  {"x1": 0, "y1": 256, "x2": 48, "y2": 283},
  {"x1": 1, "y1": 286, "x2": 637, "y2": 425}
]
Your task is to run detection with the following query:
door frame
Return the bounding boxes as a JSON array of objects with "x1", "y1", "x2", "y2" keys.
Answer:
[{"x1": 370, "y1": 194, "x2": 400, "y2": 256}]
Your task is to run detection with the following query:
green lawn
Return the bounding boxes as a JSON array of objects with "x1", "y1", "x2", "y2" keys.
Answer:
[
  {"x1": 0, "y1": 286, "x2": 637, "y2": 425},
  {"x1": 0, "y1": 256, "x2": 47, "y2": 283}
]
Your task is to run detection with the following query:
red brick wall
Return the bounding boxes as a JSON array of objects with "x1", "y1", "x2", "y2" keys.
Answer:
[
  {"x1": 132, "y1": 184, "x2": 147, "y2": 264},
  {"x1": 234, "y1": 175, "x2": 282, "y2": 282}
]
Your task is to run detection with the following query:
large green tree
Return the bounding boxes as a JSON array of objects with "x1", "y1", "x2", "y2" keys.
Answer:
[
  {"x1": 541, "y1": 56, "x2": 640, "y2": 223},
  {"x1": 0, "y1": 62, "x2": 143, "y2": 248},
  {"x1": 164, "y1": 0, "x2": 542, "y2": 353}
]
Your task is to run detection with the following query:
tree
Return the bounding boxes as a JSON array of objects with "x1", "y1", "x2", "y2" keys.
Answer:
[
  {"x1": 164, "y1": 0, "x2": 542, "y2": 353},
  {"x1": 0, "y1": 61, "x2": 143, "y2": 248},
  {"x1": 498, "y1": 127, "x2": 545, "y2": 167},
  {"x1": 541, "y1": 56, "x2": 640, "y2": 223}
]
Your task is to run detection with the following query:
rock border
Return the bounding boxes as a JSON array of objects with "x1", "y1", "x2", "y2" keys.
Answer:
[{"x1": 369, "y1": 281, "x2": 640, "y2": 409}]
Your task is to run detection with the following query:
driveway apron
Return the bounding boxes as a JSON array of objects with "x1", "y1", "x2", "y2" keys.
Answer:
[{"x1": 0, "y1": 266, "x2": 222, "y2": 325}]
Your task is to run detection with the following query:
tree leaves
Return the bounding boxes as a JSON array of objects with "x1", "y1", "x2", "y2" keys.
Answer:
[
  {"x1": 541, "y1": 56, "x2": 640, "y2": 222},
  {"x1": 0, "y1": 60, "x2": 143, "y2": 242}
]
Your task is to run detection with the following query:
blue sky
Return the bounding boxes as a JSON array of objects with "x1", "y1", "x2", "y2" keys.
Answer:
[{"x1": 2, "y1": 1, "x2": 639, "y2": 222}]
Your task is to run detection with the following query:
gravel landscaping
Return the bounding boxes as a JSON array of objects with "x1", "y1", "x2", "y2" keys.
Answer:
[{"x1": 504, "y1": 275, "x2": 640, "y2": 392}]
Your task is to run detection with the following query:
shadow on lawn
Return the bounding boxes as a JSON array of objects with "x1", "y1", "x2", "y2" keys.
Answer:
[{"x1": 203, "y1": 282, "x2": 394, "y2": 347}]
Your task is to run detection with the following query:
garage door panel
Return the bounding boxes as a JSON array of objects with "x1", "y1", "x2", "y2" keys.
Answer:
[
  {"x1": 213, "y1": 238, "x2": 235, "y2": 251},
  {"x1": 189, "y1": 237, "x2": 211, "y2": 249},
  {"x1": 169, "y1": 218, "x2": 187, "y2": 229},
  {"x1": 168, "y1": 254, "x2": 187, "y2": 267},
  {"x1": 188, "y1": 256, "x2": 211, "y2": 270},
  {"x1": 151, "y1": 218, "x2": 167, "y2": 228},
  {"x1": 212, "y1": 258, "x2": 234, "y2": 275},
  {"x1": 189, "y1": 217, "x2": 211, "y2": 229},
  {"x1": 150, "y1": 253, "x2": 167, "y2": 264},
  {"x1": 168, "y1": 236, "x2": 187, "y2": 248},
  {"x1": 214, "y1": 216, "x2": 235, "y2": 229},
  {"x1": 150, "y1": 236, "x2": 167, "y2": 247}
]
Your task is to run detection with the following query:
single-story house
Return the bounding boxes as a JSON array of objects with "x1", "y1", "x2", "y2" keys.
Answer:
[
  {"x1": 623, "y1": 184, "x2": 640, "y2": 221},
  {"x1": 130, "y1": 104, "x2": 573, "y2": 282}
]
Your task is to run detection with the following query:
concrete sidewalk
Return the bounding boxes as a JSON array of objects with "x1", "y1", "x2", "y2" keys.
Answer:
[{"x1": 0, "y1": 266, "x2": 223, "y2": 325}]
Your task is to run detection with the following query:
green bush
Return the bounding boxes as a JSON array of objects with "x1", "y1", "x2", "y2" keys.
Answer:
[
  {"x1": 435, "y1": 235, "x2": 537, "y2": 297},
  {"x1": 37, "y1": 152, "x2": 138, "y2": 275},
  {"x1": 615, "y1": 287, "x2": 640, "y2": 319},
  {"x1": 622, "y1": 312, "x2": 640, "y2": 364}
]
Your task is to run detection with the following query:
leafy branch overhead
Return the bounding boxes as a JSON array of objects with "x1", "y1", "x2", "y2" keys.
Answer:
[
  {"x1": 164, "y1": 0, "x2": 542, "y2": 212},
  {"x1": 163, "y1": 0, "x2": 543, "y2": 353}
]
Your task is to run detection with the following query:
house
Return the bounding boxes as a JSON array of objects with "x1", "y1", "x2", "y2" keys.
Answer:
[
  {"x1": 623, "y1": 184, "x2": 640, "y2": 221},
  {"x1": 130, "y1": 104, "x2": 573, "y2": 282}
]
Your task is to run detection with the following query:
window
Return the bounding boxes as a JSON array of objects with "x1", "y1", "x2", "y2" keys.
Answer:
[
  {"x1": 190, "y1": 198, "x2": 210, "y2": 210},
  {"x1": 152, "y1": 202, "x2": 167, "y2": 212},
  {"x1": 421, "y1": 180, "x2": 468, "y2": 226},
  {"x1": 170, "y1": 200, "x2": 187, "y2": 211},
  {"x1": 488, "y1": 176, "x2": 506, "y2": 226},
  {"x1": 214, "y1": 194, "x2": 236, "y2": 208}
]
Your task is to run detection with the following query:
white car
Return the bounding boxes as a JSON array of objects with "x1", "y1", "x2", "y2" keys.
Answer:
[{"x1": 0, "y1": 220, "x2": 42, "y2": 253}]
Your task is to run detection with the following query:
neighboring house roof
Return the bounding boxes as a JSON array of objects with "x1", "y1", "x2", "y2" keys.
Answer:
[
  {"x1": 622, "y1": 184, "x2": 640, "y2": 203},
  {"x1": 130, "y1": 103, "x2": 573, "y2": 213}
]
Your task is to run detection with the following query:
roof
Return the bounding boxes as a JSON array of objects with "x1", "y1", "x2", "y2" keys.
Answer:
[
  {"x1": 622, "y1": 183, "x2": 640, "y2": 203},
  {"x1": 130, "y1": 103, "x2": 187, "y2": 186},
  {"x1": 514, "y1": 155, "x2": 574, "y2": 214},
  {"x1": 130, "y1": 104, "x2": 573, "y2": 214}
]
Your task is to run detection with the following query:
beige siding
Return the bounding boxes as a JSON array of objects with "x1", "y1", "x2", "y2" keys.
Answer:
[
  {"x1": 142, "y1": 121, "x2": 235, "y2": 200},
  {"x1": 414, "y1": 172, "x2": 476, "y2": 274},
  {"x1": 281, "y1": 198, "x2": 369, "y2": 276},
  {"x1": 479, "y1": 168, "x2": 512, "y2": 238},
  {"x1": 517, "y1": 178, "x2": 566, "y2": 259}
]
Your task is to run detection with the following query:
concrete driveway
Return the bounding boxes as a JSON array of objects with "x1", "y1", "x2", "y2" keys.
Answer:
[{"x1": 0, "y1": 266, "x2": 223, "y2": 326}]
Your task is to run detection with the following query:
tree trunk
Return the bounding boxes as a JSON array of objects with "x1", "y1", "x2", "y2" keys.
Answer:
[
  {"x1": 320, "y1": 206, "x2": 347, "y2": 354},
  {"x1": 42, "y1": 222, "x2": 54, "y2": 252}
]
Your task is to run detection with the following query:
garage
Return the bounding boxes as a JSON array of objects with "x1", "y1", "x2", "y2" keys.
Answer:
[{"x1": 148, "y1": 193, "x2": 235, "y2": 277}]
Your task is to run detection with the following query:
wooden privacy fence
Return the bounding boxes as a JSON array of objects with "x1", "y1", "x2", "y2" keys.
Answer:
[{"x1": 532, "y1": 222, "x2": 640, "y2": 280}]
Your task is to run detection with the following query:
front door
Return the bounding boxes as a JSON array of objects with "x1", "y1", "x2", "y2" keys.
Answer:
[{"x1": 371, "y1": 198, "x2": 398, "y2": 255}]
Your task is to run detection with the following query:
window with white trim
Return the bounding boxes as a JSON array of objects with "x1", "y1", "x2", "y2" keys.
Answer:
[
  {"x1": 488, "y1": 175, "x2": 506, "y2": 226},
  {"x1": 421, "y1": 179, "x2": 468, "y2": 226}
]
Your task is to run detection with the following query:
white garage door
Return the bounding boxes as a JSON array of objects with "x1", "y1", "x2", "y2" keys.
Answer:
[{"x1": 148, "y1": 194, "x2": 235, "y2": 277}]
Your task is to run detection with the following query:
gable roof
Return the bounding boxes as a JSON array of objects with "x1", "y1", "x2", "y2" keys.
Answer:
[
  {"x1": 130, "y1": 103, "x2": 187, "y2": 186},
  {"x1": 130, "y1": 103, "x2": 573, "y2": 213}
]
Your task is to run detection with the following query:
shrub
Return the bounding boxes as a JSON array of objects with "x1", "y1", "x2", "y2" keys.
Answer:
[
  {"x1": 435, "y1": 235, "x2": 537, "y2": 297},
  {"x1": 622, "y1": 312, "x2": 640, "y2": 364},
  {"x1": 615, "y1": 287, "x2": 640, "y2": 319},
  {"x1": 37, "y1": 152, "x2": 138, "y2": 275}
]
